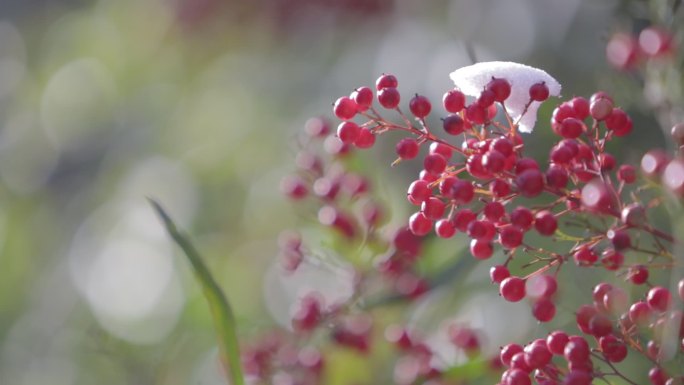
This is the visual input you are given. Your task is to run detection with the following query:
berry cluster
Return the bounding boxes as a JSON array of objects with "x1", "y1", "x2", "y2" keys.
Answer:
[{"x1": 317, "y1": 66, "x2": 682, "y2": 384}]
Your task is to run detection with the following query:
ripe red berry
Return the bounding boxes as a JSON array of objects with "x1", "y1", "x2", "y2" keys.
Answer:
[
  {"x1": 465, "y1": 103, "x2": 487, "y2": 124},
  {"x1": 605, "y1": 108, "x2": 633, "y2": 136},
  {"x1": 573, "y1": 246, "x2": 597, "y2": 266},
  {"x1": 546, "y1": 165, "x2": 569, "y2": 189},
  {"x1": 487, "y1": 77, "x2": 512, "y2": 102},
  {"x1": 529, "y1": 82, "x2": 549, "y2": 101},
  {"x1": 490, "y1": 265, "x2": 510, "y2": 283},
  {"x1": 423, "y1": 153, "x2": 447, "y2": 175},
  {"x1": 409, "y1": 211, "x2": 432, "y2": 236},
  {"x1": 409, "y1": 94, "x2": 432, "y2": 118},
  {"x1": 601, "y1": 249, "x2": 624, "y2": 271},
  {"x1": 396, "y1": 138, "x2": 420, "y2": 160},
  {"x1": 606, "y1": 32, "x2": 640, "y2": 70},
  {"x1": 499, "y1": 225, "x2": 524, "y2": 249},
  {"x1": 516, "y1": 169, "x2": 545, "y2": 198},
  {"x1": 477, "y1": 89, "x2": 496, "y2": 108},
  {"x1": 534, "y1": 211, "x2": 557, "y2": 236},
  {"x1": 333, "y1": 96, "x2": 358, "y2": 120},
  {"x1": 647, "y1": 286, "x2": 672, "y2": 313},
  {"x1": 336, "y1": 121, "x2": 360, "y2": 144},
  {"x1": 641, "y1": 149, "x2": 670, "y2": 177},
  {"x1": 500, "y1": 343, "x2": 524, "y2": 367},
  {"x1": 617, "y1": 164, "x2": 636, "y2": 183},
  {"x1": 500, "y1": 276, "x2": 526, "y2": 302},
  {"x1": 490, "y1": 178, "x2": 511, "y2": 198},
  {"x1": 449, "y1": 180, "x2": 475, "y2": 204},
  {"x1": 607, "y1": 229, "x2": 631, "y2": 250},
  {"x1": 351, "y1": 86, "x2": 373, "y2": 111},
  {"x1": 443, "y1": 89, "x2": 466, "y2": 112},
  {"x1": 304, "y1": 116, "x2": 330, "y2": 138},
  {"x1": 442, "y1": 114, "x2": 465, "y2": 135},
  {"x1": 590, "y1": 93, "x2": 614, "y2": 121},
  {"x1": 452, "y1": 209, "x2": 476, "y2": 231},
  {"x1": 546, "y1": 331, "x2": 569, "y2": 355},
  {"x1": 375, "y1": 74, "x2": 398, "y2": 90},
  {"x1": 678, "y1": 279, "x2": 684, "y2": 302},
  {"x1": 429, "y1": 142, "x2": 453, "y2": 160},
  {"x1": 421, "y1": 197, "x2": 446, "y2": 220},
  {"x1": 532, "y1": 298, "x2": 556, "y2": 322},
  {"x1": 470, "y1": 239, "x2": 493, "y2": 259},
  {"x1": 629, "y1": 300, "x2": 653, "y2": 325},
  {"x1": 559, "y1": 118, "x2": 584, "y2": 138},
  {"x1": 570, "y1": 96, "x2": 590, "y2": 119},
  {"x1": 484, "y1": 201, "x2": 505, "y2": 222},
  {"x1": 354, "y1": 128, "x2": 376, "y2": 148},
  {"x1": 378, "y1": 87, "x2": 400, "y2": 109},
  {"x1": 510, "y1": 206, "x2": 534, "y2": 230},
  {"x1": 435, "y1": 219, "x2": 456, "y2": 238},
  {"x1": 407, "y1": 179, "x2": 431, "y2": 205}
]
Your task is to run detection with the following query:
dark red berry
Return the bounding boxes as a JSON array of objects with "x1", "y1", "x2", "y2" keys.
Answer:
[
  {"x1": 534, "y1": 211, "x2": 557, "y2": 236},
  {"x1": 443, "y1": 114, "x2": 465, "y2": 135},
  {"x1": 487, "y1": 77, "x2": 512, "y2": 102},
  {"x1": 500, "y1": 277, "x2": 526, "y2": 302},
  {"x1": 409, "y1": 94, "x2": 432, "y2": 118},
  {"x1": 529, "y1": 82, "x2": 549, "y2": 101}
]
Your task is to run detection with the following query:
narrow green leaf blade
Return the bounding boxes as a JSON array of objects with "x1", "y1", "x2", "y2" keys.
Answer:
[{"x1": 149, "y1": 199, "x2": 244, "y2": 385}]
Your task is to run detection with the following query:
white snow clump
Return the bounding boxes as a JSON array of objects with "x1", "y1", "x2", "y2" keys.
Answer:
[{"x1": 449, "y1": 61, "x2": 562, "y2": 133}]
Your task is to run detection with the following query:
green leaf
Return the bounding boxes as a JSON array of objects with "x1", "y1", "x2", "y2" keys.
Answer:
[
  {"x1": 442, "y1": 357, "x2": 488, "y2": 380},
  {"x1": 149, "y1": 199, "x2": 244, "y2": 385}
]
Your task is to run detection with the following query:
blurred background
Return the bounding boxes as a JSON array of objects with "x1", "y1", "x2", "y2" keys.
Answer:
[{"x1": 0, "y1": 0, "x2": 675, "y2": 384}]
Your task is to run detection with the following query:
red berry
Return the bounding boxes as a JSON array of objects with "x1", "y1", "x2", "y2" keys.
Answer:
[
  {"x1": 429, "y1": 142, "x2": 452, "y2": 159},
  {"x1": 529, "y1": 82, "x2": 549, "y2": 101},
  {"x1": 409, "y1": 94, "x2": 432, "y2": 118},
  {"x1": 470, "y1": 239, "x2": 493, "y2": 259},
  {"x1": 351, "y1": 86, "x2": 373, "y2": 111},
  {"x1": 490, "y1": 265, "x2": 510, "y2": 283},
  {"x1": 532, "y1": 298, "x2": 556, "y2": 322},
  {"x1": 563, "y1": 338, "x2": 590, "y2": 363},
  {"x1": 449, "y1": 180, "x2": 475, "y2": 204},
  {"x1": 534, "y1": 211, "x2": 557, "y2": 236},
  {"x1": 570, "y1": 97, "x2": 590, "y2": 119},
  {"x1": 396, "y1": 138, "x2": 419, "y2": 160},
  {"x1": 649, "y1": 366, "x2": 668, "y2": 385},
  {"x1": 499, "y1": 225, "x2": 524, "y2": 249},
  {"x1": 672, "y1": 123, "x2": 684, "y2": 145},
  {"x1": 465, "y1": 103, "x2": 487, "y2": 124},
  {"x1": 421, "y1": 197, "x2": 446, "y2": 220},
  {"x1": 573, "y1": 246, "x2": 598, "y2": 266},
  {"x1": 607, "y1": 229, "x2": 631, "y2": 250},
  {"x1": 336, "y1": 121, "x2": 360, "y2": 144},
  {"x1": 678, "y1": 279, "x2": 684, "y2": 302},
  {"x1": 510, "y1": 207, "x2": 534, "y2": 230},
  {"x1": 423, "y1": 153, "x2": 447, "y2": 175},
  {"x1": 559, "y1": 118, "x2": 584, "y2": 138},
  {"x1": 407, "y1": 179, "x2": 431, "y2": 204},
  {"x1": 546, "y1": 331, "x2": 569, "y2": 355},
  {"x1": 452, "y1": 209, "x2": 476, "y2": 232},
  {"x1": 281, "y1": 175, "x2": 309, "y2": 200},
  {"x1": 375, "y1": 74, "x2": 398, "y2": 90},
  {"x1": 600, "y1": 249, "x2": 624, "y2": 271},
  {"x1": 599, "y1": 334, "x2": 627, "y2": 362},
  {"x1": 477, "y1": 89, "x2": 496, "y2": 108},
  {"x1": 605, "y1": 108, "x2": 632, "y2": 136},
  {"x1": 546, "y1": 165, "x2": 569, "y2": 189},
  {"x1": 590, "y1": 93, "x2": 614, "y2": 121},
  {"x1": 487, "y1": 77, "x2": 512, "y2": 102},
  {"x1": 442, "y1": 114, "x2": 465, "y2": 135},
  {"x1": 484, "y1": 201, "x2": 506, "y2": 222},
  {"x1": 333, "y1": 96, "x2": 358, "y2": 120},
  {"x1": 483, "y1": 150, "x2": 506, "y2": 174},
  {"x1": 443, "y1": 89, "x2": 466, "y2": 112},
  {"x1": 500, "y1": 344, "x2": 524, "y2": 368},
  {"x1": 291, "y1": 293, "x2": 323, "y2": 332},
  {"x1": 647, "y1": 286, "x2": 672, "y2": 312},
  {"x1": 354, "y1": 128, "x2": 376, "y2": 148},
  {"x1": 516, "y1": 169, "x2": 545, "y2": 198},
  {"x1": 500, "y1": 277, "x2": 526, "y2": 302},
  {"x1": 490, "y1": 179, "x2": 511, "y2": 198},
  {"x1": 629, "y1": 300, "x2": 653, "y2": 325},
  {"x1": 409, "y1": 212, "x2": 432, "y2": 236},
  {"x1": 378, "y1": 87, "x2": 400, "y2": 109},
  {"x1": 435, "y1": 219, "x2": 456, "y2": 238},
  {"x1": 617, "y1": 164, "x2": 636, "y2": 183}
]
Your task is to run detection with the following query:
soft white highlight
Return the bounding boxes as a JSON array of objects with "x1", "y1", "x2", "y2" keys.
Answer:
[{"x1": 449, "y1": 61, "x2": 561, "y2": 133}]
